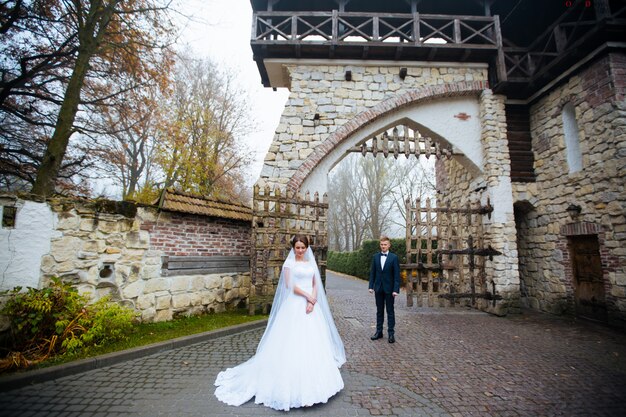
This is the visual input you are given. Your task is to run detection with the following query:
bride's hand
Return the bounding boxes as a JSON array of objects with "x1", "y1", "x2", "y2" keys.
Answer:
[{"x1": 306, "y1": 301, "x2": 314, "y2": 314}]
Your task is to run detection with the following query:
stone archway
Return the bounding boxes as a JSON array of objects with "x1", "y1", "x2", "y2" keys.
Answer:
[
  {"x1": 286, "y1": 81, "x2": 487, "y2": 195},
  {"x1": 257, "y1": 63, "x2": 520, "y2": 315}
]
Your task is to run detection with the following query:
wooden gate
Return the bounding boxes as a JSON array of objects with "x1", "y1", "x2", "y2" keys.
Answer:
[
  {"x1": 403, "y1": 198, "x2": 501, "y2": 308},
  {"x1": 250, "y1": 185, "x2": 328, "y2": 314}
]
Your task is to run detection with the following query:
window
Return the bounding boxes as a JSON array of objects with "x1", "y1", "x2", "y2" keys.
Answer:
[
  {"x1": 562, "y1": 102, "x2": 583, "y2": 173},
  {"x1": 1, "y1": 206, "x2": 17, "y2": 228}
]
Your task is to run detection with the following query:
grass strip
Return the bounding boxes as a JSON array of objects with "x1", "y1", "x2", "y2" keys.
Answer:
[{"x1": 29, "y1": 310, "x2": 267, "y2": 370}]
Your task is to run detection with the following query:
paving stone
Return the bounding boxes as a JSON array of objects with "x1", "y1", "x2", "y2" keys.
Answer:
[{"x1": 0, "y1": 272, "x2": 625, "y2": 416}]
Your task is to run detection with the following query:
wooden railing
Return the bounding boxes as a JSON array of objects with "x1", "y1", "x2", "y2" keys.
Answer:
[
  {"x1": 252, "y1": 3, "x2": 625, "y2": 89},
  {"x1": 502, "y1": 1, "x2": 626, "y2": 82},
  {"x1": 253, "y1": 11, "x2": 500, "y2": 48}
]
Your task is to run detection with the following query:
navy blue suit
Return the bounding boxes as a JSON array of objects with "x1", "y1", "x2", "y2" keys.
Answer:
[{"x1": 369, "y1": 252, "x2": 401, "y2": 336}]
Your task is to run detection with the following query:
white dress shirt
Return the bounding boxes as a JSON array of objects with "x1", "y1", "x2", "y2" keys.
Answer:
[{"x1": 380, "y1": 252, "x2": 389, "y2": 269}]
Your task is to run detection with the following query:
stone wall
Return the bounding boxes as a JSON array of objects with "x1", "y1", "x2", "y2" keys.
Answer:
[
  {"x1": 0, "y1": 197, "x2": 252, "y2": 322},
  {"x1": 514, "y1": 52, "x2": 626, "y2": 327},
  {"x1": 435, "y1": 91, "x2": 521, "y2": 314},
  {"x1": 260, "y1": 62, "x2": 489, "y2": 191},
  {"x1": 259, "y1": 62, "x2": 520, "y2": 315}
]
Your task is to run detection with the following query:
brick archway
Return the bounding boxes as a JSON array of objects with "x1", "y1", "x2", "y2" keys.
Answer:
[{"x1": 287, "y1": 81, "x2": 488, "y2": 194}]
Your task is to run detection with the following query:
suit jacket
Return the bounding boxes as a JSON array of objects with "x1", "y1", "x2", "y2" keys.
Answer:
[{"x1": 369, "y1": 252, "x2": 401, "y2": 294}]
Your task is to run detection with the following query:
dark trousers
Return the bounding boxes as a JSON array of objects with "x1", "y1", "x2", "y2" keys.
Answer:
[{"x1": 375, "y1": 290, "x2": 395, "y2": 336}]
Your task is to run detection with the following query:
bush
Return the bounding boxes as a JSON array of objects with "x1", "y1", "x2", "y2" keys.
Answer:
[{"x1": 0, "y1": 278, "x2": 137, "y2": 371}]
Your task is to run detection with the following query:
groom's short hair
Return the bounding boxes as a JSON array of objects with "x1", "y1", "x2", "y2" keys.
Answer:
[{"x1": 380, "y1": 236, "x2": 391, "y2": 243}]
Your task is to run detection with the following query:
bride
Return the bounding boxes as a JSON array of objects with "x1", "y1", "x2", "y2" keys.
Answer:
[{"x1": 214, "y1": 235, "x2": 346, "y2": 411}]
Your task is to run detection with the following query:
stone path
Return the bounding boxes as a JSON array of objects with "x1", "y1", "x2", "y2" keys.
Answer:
[{"x1": 1, "y1": 271, "x2": 626, "y2": 416}]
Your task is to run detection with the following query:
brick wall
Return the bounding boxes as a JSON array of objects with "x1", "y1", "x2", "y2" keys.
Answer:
[{"x1": 141, "y1": 211, "x2": 251, "y2": 257}]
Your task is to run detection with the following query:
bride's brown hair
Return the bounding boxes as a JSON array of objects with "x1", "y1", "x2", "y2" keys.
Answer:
[{"x1": 290, "y1": 234, "x2": 310, "y2": 248}]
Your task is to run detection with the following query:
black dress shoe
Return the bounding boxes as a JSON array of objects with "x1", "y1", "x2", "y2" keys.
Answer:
[
  {"x1": 388, "y1": 335, "x2": 395, "y2": 343},
  {"x1": 370, "y1": 332, "x2": 383, "y2": 340}
]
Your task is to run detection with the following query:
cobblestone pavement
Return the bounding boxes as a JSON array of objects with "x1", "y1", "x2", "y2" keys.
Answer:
[{"x1": 1, "y1": 271, "x2": 626, "y2": 417}]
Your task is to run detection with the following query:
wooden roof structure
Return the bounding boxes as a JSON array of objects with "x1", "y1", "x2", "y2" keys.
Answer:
[
  {"x1": 250, "y1": 0, "x2": 626, "y2": 101},
  {"x1": 156, "y1": 189, "x2": 253, "y2": 222}
]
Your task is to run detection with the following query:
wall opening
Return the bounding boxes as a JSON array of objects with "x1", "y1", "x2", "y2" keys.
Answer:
[
  {"x1": 514, "y1": 201, "x2": 535, "y2": 307},
  {"x1": 1, "y1": 206, "x2": 17, "y2": 228},
  {"x1": 562, "y1": 102, "x2": 583, "y2": 173}
]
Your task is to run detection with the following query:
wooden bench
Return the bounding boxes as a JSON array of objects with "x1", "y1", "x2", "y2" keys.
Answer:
[{"x1": 162, "y1": 255, "x2": 250, "y2": 276}]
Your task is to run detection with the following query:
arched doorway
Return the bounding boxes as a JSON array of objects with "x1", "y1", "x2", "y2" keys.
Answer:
[{"x1": 254, "y1": 81, "x2": 521, "y2": 316}]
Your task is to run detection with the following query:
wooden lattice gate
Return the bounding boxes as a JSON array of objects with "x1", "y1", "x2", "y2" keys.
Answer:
[
  {"x1": 250, "y1": 185, "x2": 328, "y2": 314},
  {"x1": 403, "y1": 198, "x2": 502, "y2": 308}
]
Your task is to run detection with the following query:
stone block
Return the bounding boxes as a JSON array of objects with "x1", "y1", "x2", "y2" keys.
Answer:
[
  {"x1": 136, "y1": 294, "x2": 155, "y2": 309},
  {"x1": 122, "y1": 280, "x2": 144, "y2": 299},
  {"x1": 222, "y1": 276, "x2": 233, "y2": 290},
  {"x1": 79, "y1": 219, "x2": 97, "y2": 232},
  {"x1": 142, "y1": 264, "x2": 161, "y2": 280},
  {"x1": 51, "y1": 236, "x2": 82, "y2": 262},
  {"x1": 191, "y1": 276, "x2": 205, "y2": 291},
  {"x1": 202, "y1": 291, "x2": 217, "y2": 305},
  {"x1": 155, "y1": 309, "x2": 173, "y2": 322},
  {"x1": 225, "y1": 288, "x2": 239, "y2": 302},
  {"x1": 205, "y1": 275, "x2": 222, "y2": 289},
  {"x1": 171, "y1": 276, "x2": 190, "y2": 292},
  {"x1": 40, "y1": 255, "x2": 57, "y2": 274},
  {"x1": 57, "y1": 212, "x2": 80, "y2": 230},
  {"x1": 190, "y1": 292, "x2": 203, "y2": 306},
  {"x1": 141, "y1": 308, "x2": 156, "y2": 322},
  {"x1": 156, "y1": 294, "x2": 171, "y2": 310},
  {"x1": 99, "y1": 219, "x2": 125, "y2": 234},
  {"x1": 123, "y1": 249, "x2": 145, "y2": 261},
  {"x1": 145, "y1": 278, "x2": 170, "y2": 293},
  {"x1": 172, "y1": 294, "x2": 191, "y2": 308},
  {"x1": 126, "y1": 231, "x2": 149, "y2": 249}
]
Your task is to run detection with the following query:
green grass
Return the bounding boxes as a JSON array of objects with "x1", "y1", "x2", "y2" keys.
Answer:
[{"x1": 26, "y1": 310, "x2": 267, "y2": 371}]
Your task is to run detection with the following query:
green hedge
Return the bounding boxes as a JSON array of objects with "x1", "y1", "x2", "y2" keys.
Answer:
[{"x1": 328, "y1": 238, "x2": 407, "y2": 280}]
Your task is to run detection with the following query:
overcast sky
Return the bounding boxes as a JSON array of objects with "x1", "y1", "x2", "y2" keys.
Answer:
[{"x1": 179, "y1": 0, "x2": 290, "y2": 184}]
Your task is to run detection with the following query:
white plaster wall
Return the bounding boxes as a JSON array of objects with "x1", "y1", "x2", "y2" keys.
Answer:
[
  {"x1": 0, "y1": 201, "x2": 57, "y2": 291},
  {"x1": 302, "y1": 97, "x2": 482, "y2": 195}
]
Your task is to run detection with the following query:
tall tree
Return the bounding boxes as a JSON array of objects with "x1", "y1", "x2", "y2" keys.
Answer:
[
  {"x1": 154, "y1": 51, "x2": 255, "y2": 202},
  {"x1": 0, "y1": 0, "x2": 177, "y2": 197},
  {"x1": 361, "y1": 155, "x2": 402, "y2": 240}
]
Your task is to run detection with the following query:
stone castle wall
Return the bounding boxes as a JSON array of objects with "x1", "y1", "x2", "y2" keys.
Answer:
[
  {"x1": 260, "y1": 62, "x2": 520, "y2": 315},
  {"x1": 0, "y1": 198, "x2": 251, "y2": 322},
  {"x1": 513, "y1": 52, "x2": 626, "y2": 327},
  {"x1": 260, "y1": 63, "x2": 489, "y2": 189}
]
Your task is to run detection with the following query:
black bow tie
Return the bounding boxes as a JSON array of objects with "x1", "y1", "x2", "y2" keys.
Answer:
[{"x1": 381, "y1": 253, "x2": 387, "y2": 257}]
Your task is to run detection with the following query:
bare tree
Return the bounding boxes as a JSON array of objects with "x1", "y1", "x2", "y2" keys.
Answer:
[
  {"x1": 91, "y1": 82, "x2": 164, "y2": 199},
  {"x1": 361, "y1": 155, "x2": 403, "y2": 240},
  {"x1": 387, "y1": 156, "x2": 437, "y2": 230},
  {"x1": 328, "y1": 150, "x2": 437, "y2": 251},
  {"x1": 328, "y1": 155, "x2": 370, "y2": 251}
]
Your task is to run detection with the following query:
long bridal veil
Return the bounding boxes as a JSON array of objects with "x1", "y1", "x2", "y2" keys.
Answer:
[{"x1": 256, "y1": 246, "x2": 346, "y2": 367}]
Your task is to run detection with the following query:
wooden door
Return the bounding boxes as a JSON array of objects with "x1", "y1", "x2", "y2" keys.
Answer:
[{"x1": 569, "y1": 235, "x2": 607, "y2": 322}]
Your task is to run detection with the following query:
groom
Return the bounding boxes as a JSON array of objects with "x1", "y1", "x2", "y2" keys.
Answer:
[{"x1": 368, "y1": 236, "x2": 401, "y2": 343}]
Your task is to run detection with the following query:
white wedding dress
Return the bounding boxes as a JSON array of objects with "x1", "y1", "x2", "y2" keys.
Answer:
[{"x1": 214, "y1": 249, "x2": 345, "y2": 411}]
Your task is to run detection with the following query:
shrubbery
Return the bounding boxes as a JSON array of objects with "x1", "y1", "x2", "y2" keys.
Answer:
[{"x1": 0, "y1": 277, "x2": 137, "y2": 371}]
